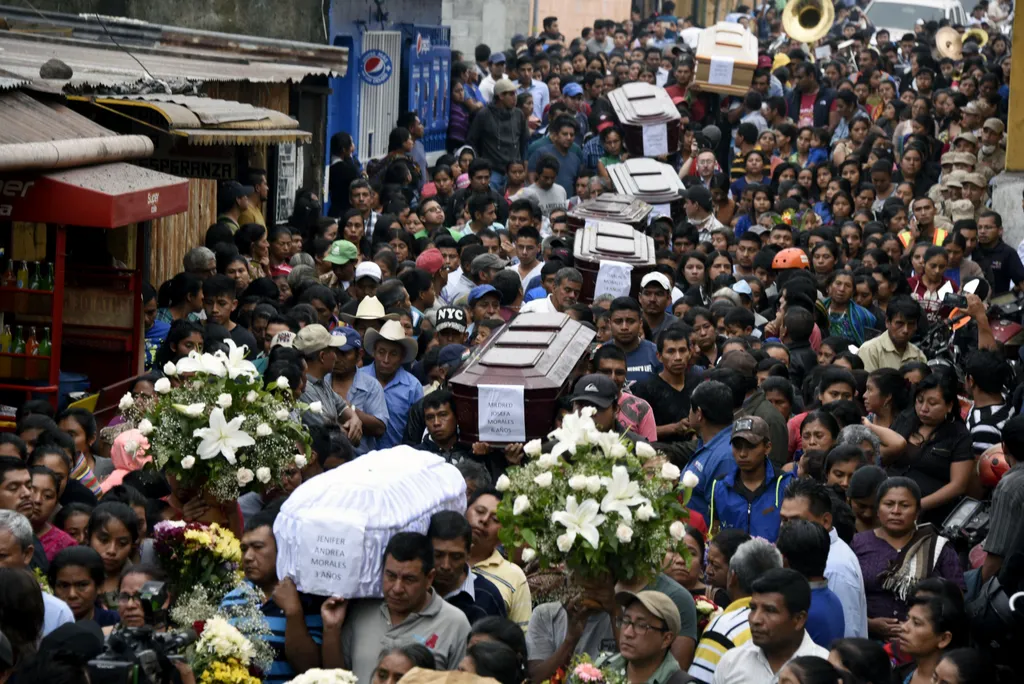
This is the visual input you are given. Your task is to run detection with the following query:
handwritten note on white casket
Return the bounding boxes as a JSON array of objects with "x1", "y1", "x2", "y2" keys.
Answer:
[
  {"x1": 478, "y1": 384, "x2": 525, "y2": 442},
  {"x1": 274, "y1": 446, "x2": 466, "y2": 598},
  {"x1": 594, "y1": 260, "x2": 634, "y2": 299}
]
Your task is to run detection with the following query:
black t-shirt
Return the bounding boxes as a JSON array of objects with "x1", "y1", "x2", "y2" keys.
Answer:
[
  {"x1": 228, "y1": 325, "x2": 260, "y2": 359},
  {"x1": 632, "y1": 369, "x2": 703, "y2": 440},
  {"x1": 972, "y1": 241, "x2": 1024, "y2": 295}
]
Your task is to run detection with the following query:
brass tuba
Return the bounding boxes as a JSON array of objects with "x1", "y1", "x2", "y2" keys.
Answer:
[
  {"x1": 781, "y1": 0, "x2": 836, "y2": 44},
  {"x1": 963, "y1": 27, "x2": 989, "y2": 48},
  {"x1": 936, "y1": 26, "x2": 963, "y2": 60}
]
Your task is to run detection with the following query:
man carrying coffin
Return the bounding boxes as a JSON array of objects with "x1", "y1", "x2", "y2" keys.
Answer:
[{"x1": 321, "y1": 532, "x2": 470, "y2": 683}]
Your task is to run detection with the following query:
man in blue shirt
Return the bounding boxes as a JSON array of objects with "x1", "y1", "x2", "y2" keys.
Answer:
[
  {"x1": 606, "y1": 297, "x2": 661, "y2": 391},
  {"x1": 683, "y1": 381, "x2": 736, "y2": 519},
  {"x1": 220, "y1": 510, "x2": 322, "y2": 683},
  {"x1": 527, "y1": 116, "x2": 583, "y2": 197},
  {"x1": 514, "y1": 56, "x2": 549, "y2": 120},
  {"x1": 775, "y1": 520, "x2": 846, "y2": 648},
  {"x1": 326, "y1": 329, "x2": 388, "y2": 457},
  {"x1": 360, "y1": 320, "x2": 424, "y2": 449}
]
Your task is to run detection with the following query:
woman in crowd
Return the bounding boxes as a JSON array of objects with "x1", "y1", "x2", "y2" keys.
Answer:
[
  {"x1": 663, "y1": 525, "x2": 712, "y2": 603},
  {"x1": 703, "y1": 528, "x2": 749, "y2": 607},
  {"x1": 864, "y1": 368, "x2": 911, "y2": 429},
  {"x1": 58, "y1": 407, "x2": 110, "y2": 494},
  {"x1": 908, "y1": 245, "x2": 954, "y2": 326},
  {"x1": 55, "y1": 502, "x2": 93, "y2": 546},
  {"x1": 372, "y1": 644, "x2": 436, "y2": 684},
  {"x1": 50, "y1": 546, "x2": 120, "y2": 627},
  {"x1": 889, "y1": 374, "x2": 973, "y2": 524},
  {"x1": 29, "y1": 466, "x2": 76, "y2": 560},
  {"x1": 116, "y1": 564, "x2": 170, "y2": 629},
  {"x1": 152, "y1": 320, "x2": 205, "y2": 372},
  {"x1": 898, "y1": 594, "x2": 967, "y2": 684},
  {"x1": 852, "y1": 477, "x2": 964, "y2": 640},
  {"x1": 88, "y1": 502, "x2": 140, "y2": 609},
  {"x1": 827, "y1": 638, "x2": 893, "y2": 684},
  {"x1": 155, "y1": 272, "x2": 204, "y2": 325},
  {"x1": 235, "y1": 223, "x2": 271, "y2": 282}
]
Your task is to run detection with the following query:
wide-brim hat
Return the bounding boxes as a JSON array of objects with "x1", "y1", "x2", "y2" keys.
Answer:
[
  {"x1": 340, "y1": 295, "x2": 400, "y2": 324},
  {"x1": 364, "y1": 319, "x2": 418, "y2": 364}
]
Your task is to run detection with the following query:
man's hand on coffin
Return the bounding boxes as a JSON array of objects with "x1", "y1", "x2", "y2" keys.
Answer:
[
  {"x1": 181, "y1": 496, "x2": 209, "y2": 522},
  {"x1": 273, "y1": 577, "x2": 303, "y2": 617},
  {"x1": 322, "y1": 596, "x2": 350, "y2": 629},
  {"x1": 471, "y1": 442, "x2": 490, "y2": 456},
  {"x1": 503, "y1": 443, "x2": 524, "y2": 465}
]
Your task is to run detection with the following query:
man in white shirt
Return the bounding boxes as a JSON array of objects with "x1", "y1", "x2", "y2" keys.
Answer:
[
  {"x1": 683, "y1": 185, "x2": 725, "y2": 242},
  {"x1": 712, "y1": 569, "x2": 827, "y2": 684},
  {"x1": 520, "y1": 266, "x2": 582, "y2": 314},
  {"x1": 479, "y1": 51, "x2": 508, "y2": 104}
]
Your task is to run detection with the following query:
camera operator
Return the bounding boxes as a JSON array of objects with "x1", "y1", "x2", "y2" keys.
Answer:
[{"x1": 950, "y1": 284, "x2": 997, "y2": 354}]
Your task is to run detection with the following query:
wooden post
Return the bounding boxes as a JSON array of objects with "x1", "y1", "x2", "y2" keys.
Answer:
[{"x1": 1006, "y1": 10, "x2": 1024, "y2": 171}]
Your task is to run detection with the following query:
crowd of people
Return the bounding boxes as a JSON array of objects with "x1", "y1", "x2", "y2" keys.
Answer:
[{"x1": 0, "y1": 1, "x2": 1022, "y2": 683}]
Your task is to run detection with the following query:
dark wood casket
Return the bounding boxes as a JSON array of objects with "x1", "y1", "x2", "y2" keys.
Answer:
[
  {"x1": 607, "y1": 82, "x2": 681, "y2": 158},
  {"x1": 449, "y1": 313, "x2": 596, "y2": 443},
  {"x1": 573, "y1": 221, "x2": 656, "y2": 304},
  {"x1": 607, "y1": 158, "x2": 685, "y2": 222},
  {"x1": 567, "y1": 194, "x2": 652, "y2": 234}
]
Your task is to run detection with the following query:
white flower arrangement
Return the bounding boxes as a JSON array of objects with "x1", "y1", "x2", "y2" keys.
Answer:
[
  {"x1": 140, "y1": 339, "x2": 312, "y2": 501},
  {"x1": 194, "y1": 616, "x2": 255, "y2": 665},
  {"x1": 288, "y1": 669, "x2": 359, "y2": 684},
  {"x1": 497, "y1": 408, "x2": 695, "y2": 582}
]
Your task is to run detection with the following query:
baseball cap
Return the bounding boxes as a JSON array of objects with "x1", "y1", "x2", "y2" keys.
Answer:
[
  {"x1": 593, "y1": 111, "x2": 616, "y2": 133},
  {"x1": 495, "y1": 79, "x2": 517, "y2": 96},
  {"x1": 940, "y1": 152, "x2": 956, "y2": 166},
  {"x1": 569, "y1": 373, "x2": 618, "y2": 409},
  {"x1": 469, "y1": 284, "x2": 501, "y2": 306},
  {"x1": 943, "y1": 171, "x2": 965, "y2": 189},
  {"x1": 701, "y1": 125, "x2": 722, "y2": 148},
  {"x1": 511, "y1": 33, "x2": 527, "y2": 45},
  {"x1": 355, "y1": 261, "x2": 383, "y2": 282},
  {"x1": 415, "y1": 248, "x2": 445, "y2": 274},
  {"x1": 563, "y1": 82, "x2": 584, "y2": 97},
  {"x1": 435, "y1": 306, "x2": 468, "y2": 333},
  {"x1": 731, "y1": 416, "x2": 771, "y2": 444},
  {"x1": 684, "y1": 185, "x2": 713, "y2": 211},
  {"x1": 219, "y1": 180, "x2": 253, "y2": 203},
  {"x1": 955, "y1": 151, "x2": 978, "y2": 167},
  {"x1": 333, "y1": 327, "x2": 362, "y2": 351},
  {"x1": 269, "y1": 331, "x2": 296, "y2": 349},
  {"x1": 954, "y1": 132, "x2": 978, "y2": 146},
  {"x1": 748, "y1": 224, "x2": 769, "y2": 236},
  {"x1": 470, "y1": 253, "x2": 508, "y2": 273},
  {"x1": 294, "y1": 324, "x2": 345, "y2": 353},
  {"x1": 324, "y1": 240, "x2": 358, "y2": 265},
  {"x1": 983, "y1": 118, "x2": 1005, "y2": 134},
  {"x1": 490, "y1": 51, "x2": 507, "y2": 64},
  {"x1": 963, "y1": 172, "x2": 987, "y2": 187},
  {"x1": 438, "y1": 343, "x2": 469, "y2": 371},
  {"x1": 731, "y1": 280, "x2": 753, "y2": 297},
  {"x1": 615, "y1": 591, "x2": 682, "y2": 635},
  {"x1": 641, "y1": 272, "x2": 671, "y2": 291}
]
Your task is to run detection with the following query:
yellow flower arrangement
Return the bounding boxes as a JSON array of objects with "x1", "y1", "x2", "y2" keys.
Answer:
[{"x1": 198, "y1": 658, "x2": 259, "y2": 684}]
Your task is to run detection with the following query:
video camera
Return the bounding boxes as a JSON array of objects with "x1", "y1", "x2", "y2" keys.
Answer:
[{"x1": 87, "y1": 581, "x2": 197, "y2": 684}]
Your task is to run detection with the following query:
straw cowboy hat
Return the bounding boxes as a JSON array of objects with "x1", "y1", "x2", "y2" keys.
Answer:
[
  {"x1": 364, "y1": 319, "x2": 418, "y2": 364},
  {"x1": 340, "y1": 295, "x2": 400, "y2": 324}
]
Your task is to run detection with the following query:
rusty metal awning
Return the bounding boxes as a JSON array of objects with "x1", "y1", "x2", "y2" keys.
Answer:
[
  {"x1": 0, "y1": 29, "x2": 345, "y2": 89},
  {"x1": 71, "y1": 93, "x2": 313, "y2": 146},
  {"x1": 0, "y1": 90, "x2": 154, "y2": 171},
  {"x1": 0, "y1": 162, "x2": 188, "y2": 227}
]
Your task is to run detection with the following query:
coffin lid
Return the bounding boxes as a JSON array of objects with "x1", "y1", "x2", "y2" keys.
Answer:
[
  {"x1": 608, "y1": 82, "x2": 681, "y2": 126},
  {"x1": 608, "y1": 158, "x2": 685, "y2": 202},
  {"x1": 568, "y1": 193, "x2": 652, "y2": 224},
  {"x1": 574, "y1": 220, "x2": 657, "y2": 265}
]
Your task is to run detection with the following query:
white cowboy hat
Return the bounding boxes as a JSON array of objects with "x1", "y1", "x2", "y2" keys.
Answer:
[
  {"x1": 340, "y1": 295, "x2": 400, "y2": 324},
  {"x1": 364, "y1": 319, "x2": 418, "y2": 365}
]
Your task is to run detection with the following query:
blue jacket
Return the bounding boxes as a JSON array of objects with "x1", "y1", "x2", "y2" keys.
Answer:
[
  {"x1": 708, "y1": 461, "x2": 793, "y2": 543},
  {"x1": 684, "y1": 427, "x2": 735, "y2": 520}
]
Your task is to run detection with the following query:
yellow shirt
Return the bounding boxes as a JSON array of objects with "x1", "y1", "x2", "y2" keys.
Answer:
[
  {"x1": 238, "y1": 202, "x2": 266, "y2": 228},
  {"x1": 473, "y1": 550, "x2": 532, "y2": 632},
  {"x1": 856, "y1": 330, "x2": 927, "y2": 372}
]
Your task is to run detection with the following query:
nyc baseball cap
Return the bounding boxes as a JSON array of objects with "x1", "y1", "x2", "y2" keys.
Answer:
[{"x1": 435, "y1": 307, "x2": 468, "y2": 334}]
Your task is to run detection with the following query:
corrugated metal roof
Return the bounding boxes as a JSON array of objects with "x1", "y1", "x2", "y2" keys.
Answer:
[
  {"x1": 0, "y1": 90, "x2": 118, "y2": 144},
  {"x1": 95, "y1": 94, "x2": 301, "y2": 129},
  {"x1": 175, "y1": 129, "x2": 313, "y2": 146},
  {"x1": 0, "y1": 30, "x2": 343, "y2": 88}
]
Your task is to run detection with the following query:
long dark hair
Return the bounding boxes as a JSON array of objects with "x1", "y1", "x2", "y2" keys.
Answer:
[
  {"x1": 152, "y1": 320, "x2": 204, "y2": 370},
  {"x1": 0, "y1": 568, "x2": 44, "y2": 664}
]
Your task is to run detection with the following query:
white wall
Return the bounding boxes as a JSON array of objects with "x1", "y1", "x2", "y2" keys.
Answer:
[{"x1": 442, "y1": 0, "x2": 531, "y2": 59}]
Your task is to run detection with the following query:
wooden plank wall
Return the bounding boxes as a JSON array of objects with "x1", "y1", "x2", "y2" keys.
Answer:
[{"x1": 148, "y1": 177, "x2": 217, "y2": 288}]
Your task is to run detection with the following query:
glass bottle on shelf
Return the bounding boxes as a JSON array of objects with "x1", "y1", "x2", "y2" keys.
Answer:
[
  {"x1": 0, "y1": 260, "x2": 12, "y2": 287},
  {"x1": 25, "y1": 327, "x2": 37, "y2": 356},
  {"x1": 28, "y1": 262, "x2": 39, "y2": 290},
  {"x1": 11, "y1": 325, "x2": 24, "y2": 377},
  {"x1": 45, "y1": 263, "x2": 55, "y2": 291},
  {"x1": 15, "y1": 261, "x2": 28, "y2": 289},
  {"x1": 37, "y1": 327, "x2": 51, "y2": 356},
  {"x1": 0, "y1": 325, "x2": 9, "y2": 377}
]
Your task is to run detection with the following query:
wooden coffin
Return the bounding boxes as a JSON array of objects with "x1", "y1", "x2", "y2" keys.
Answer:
[
  {"x1": 607, "y1": 82, "x2": 681, "y2": 158},
  {"x1": 567, "y1": 193, "x2": 652, "y2": 234},
  {"x1": 694, "y1": 22, "x2": 758, "y2": 96},
  {"x1": 607, "y1": 157, "x2": 685, "y2": 222},
  {"x1": 573, "y1": 221, "x2": 656, "y2": 304},
  {"x1": 449, "y1": 313, "x2": 596, "y2": 443}
]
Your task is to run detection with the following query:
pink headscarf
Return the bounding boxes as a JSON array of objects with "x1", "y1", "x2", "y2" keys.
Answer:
[{"x1": 100, "y1": 429, "x2": 151, "y2": 494}]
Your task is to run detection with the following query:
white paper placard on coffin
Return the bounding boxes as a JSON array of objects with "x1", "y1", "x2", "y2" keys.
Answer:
[{"x1": 274, "y1": 446, "x2": 467, "y2": 598}]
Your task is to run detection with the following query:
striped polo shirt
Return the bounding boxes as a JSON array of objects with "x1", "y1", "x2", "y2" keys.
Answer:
[{"x1": 687, "y1": 597, "x2": 752, "y2": 684}]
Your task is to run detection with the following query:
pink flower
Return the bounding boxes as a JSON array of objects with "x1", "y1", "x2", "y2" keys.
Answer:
[{"x1": 573, "y1": 664, "x2": 604, "y2": 682}]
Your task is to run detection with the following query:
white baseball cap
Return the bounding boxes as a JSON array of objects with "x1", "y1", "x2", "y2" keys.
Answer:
[
  {"x1": 354, "y1": 261, "x2": 382, "y2": 282},
  {"x1": 641, "y1": 272, "x2": 672, "y2": 291}
]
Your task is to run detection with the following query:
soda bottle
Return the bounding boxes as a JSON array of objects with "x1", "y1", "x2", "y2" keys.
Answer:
[
  {"x1": 25, "y1": 327, "x2": 38, "y2": 377},
  {"x1": 11, "y1": 325, "x2": 24, "y2": 376},
  {"x1": 0, "y1": 325, "x2": 10, "y2": 377},
  {"x1": 37, "y1": 327, "x2": 51, "y2": 356},
  {"x1": 45, "y1": 263, "x2": 55, "y2": 291},
  {"x1": 15, "y1": 261, "x2": 27, "y2": 289},
  {"x1": 28, "y1": 262, "x2": 39, "y2": 290}
]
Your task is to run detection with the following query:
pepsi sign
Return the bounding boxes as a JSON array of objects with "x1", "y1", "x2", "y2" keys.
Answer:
[
  {"x1": 415, "y1": 33, "x2": 432, "y2": 56},
  {"x1": 360, "y1": 49, "x2": 393, "y2": 86}
]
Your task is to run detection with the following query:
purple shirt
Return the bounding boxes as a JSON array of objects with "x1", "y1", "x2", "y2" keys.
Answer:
[{"x1": 851, "y1": 529, "x2": 965, "y2": 622}]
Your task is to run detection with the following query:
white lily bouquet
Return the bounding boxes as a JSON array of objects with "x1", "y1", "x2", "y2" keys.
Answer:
[
  {"x1": 137, "y1": 340, "x2": 311, "y2": 502},
  {"x1": 496, "y1": 407, "x2": 697, "y2": 582},
  {"x1": 288, "y1": 669, "x2": 359, "y2": 684}
]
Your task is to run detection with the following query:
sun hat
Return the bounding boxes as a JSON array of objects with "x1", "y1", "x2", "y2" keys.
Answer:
[
  {"x1": 340, "y1": 295, "x2": 400, "y2": 323},
  {"x1": 364, "y1": 319, "x2": 418, "y2": 364}
]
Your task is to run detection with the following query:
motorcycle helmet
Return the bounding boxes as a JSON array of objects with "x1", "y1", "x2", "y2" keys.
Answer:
[
  {"x1": 771, "y1": 247, "x2": 810, "y2": 270},
  {"x1": 979, "y1": 444, "x2": 1010, "y2": 488}
]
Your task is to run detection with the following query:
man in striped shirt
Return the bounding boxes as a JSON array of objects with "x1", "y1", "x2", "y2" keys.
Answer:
[
  {"x1": 966, "y1": 350, "x2": 1015, "y2": 458},
  {"x1": 688, "y1": 539, "x2": 782, "y2": 684}
]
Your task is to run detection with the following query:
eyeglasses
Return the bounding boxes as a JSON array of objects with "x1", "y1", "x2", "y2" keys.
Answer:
[
  {"x1": 117, "y1": 592, "x2": 143, "y2": 605},
  {"x1": 615, "y1": 616, "x2": 667, "y2": 635}
]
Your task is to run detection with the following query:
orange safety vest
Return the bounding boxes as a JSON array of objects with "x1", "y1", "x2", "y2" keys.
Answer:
[{"x1": 898, "y1": 227, "x2": 948, "y2": 248}]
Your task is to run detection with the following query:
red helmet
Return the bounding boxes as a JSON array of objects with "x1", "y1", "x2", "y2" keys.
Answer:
[
  {"x1": 978, "y1": 444, "x2": 1009, "y2": 488},
  {"x1": 772, "y1": 247, "x2": 810, "y2": 270}
]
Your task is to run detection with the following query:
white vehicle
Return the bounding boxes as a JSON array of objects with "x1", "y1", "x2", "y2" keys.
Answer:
[{"x1": 865, "y1": 0, "x2": 969, "y2": 40}]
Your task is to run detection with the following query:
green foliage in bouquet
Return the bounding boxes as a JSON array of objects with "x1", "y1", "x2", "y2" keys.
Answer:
[
  {"x1": 139, "y1": 340, "x2": 312, "y2": 501},
  {"x1": 496, "y1": 407, "x2": 695, "y2": 582}
]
